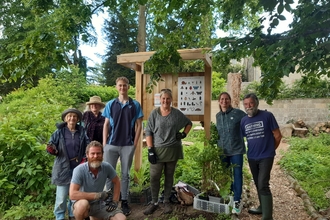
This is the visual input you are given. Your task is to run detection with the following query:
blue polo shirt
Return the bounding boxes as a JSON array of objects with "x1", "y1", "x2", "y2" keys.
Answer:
[
  {"x1": 102, "y1": 98, "x2": 143, "y2": 146},
  {"x1": 71, "y1": 162, "x2": 116, "y2": 195}
]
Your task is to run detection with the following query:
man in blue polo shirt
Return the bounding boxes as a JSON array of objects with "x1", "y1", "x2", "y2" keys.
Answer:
[
  {"x1": 69, "y1": 141, "x2": 126, "y2": 220},
  {"x1": 102, "y1": 76, "x2": 144, "y2": 216}
]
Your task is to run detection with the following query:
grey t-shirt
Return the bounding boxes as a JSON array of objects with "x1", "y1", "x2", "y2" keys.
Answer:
[
  {"x1": 145, "y1": 107, "x2": 192, "y2": 162},
  {"x1": 71, "y1": 162, "x2": 116, "y2": 194}
]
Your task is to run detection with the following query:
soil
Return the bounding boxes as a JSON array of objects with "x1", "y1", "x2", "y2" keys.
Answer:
[{"x1": 126, "y1": 142, "x2": 316, "y2": 220}]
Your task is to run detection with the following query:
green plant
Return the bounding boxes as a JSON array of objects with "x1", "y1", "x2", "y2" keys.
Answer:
[
  {"x1": 279, "y1": 134, "x2": 330, "y2": 210},
  {"x1": 130, "y1": 158, "x2": 150, "y2": 193},
  {"x1": 195, "y1": 123, "x2": 232, "y2": 198}
]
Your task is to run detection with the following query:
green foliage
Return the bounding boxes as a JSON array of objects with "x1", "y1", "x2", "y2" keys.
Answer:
[
  {"x1": 3, "y1": 200, "x2": 53, "y2": 220},
  {"x1": 144, "y1": 45, "x2": 184, "y2": 93},
  {"x1": 212, "y1": 72, "x2": 226, "y2": 100},
  {"x1": 175, "y1": 145, "x2": 203, "y2": 187},
  {"x1": 279, "y1": 134, "x2": 330, "y2": 210},
  {"x1": 242, "y1": 77, "x2": 330, "y2": 100},
  {"x1": 130, "y1": 155, "x2": 150, "y2": 193},
  {"x1": 194, "y1": 123, "x2": 232, "y2": 197},
  {"x1": 277, "y1": 76, "x2": 330, "y2": 99},
  {"x1": 215, "y1": 0, "x2": 330, "y2": 104},
  {"x1": 0, "y1": 68, "x2": 113, "y2": 218},
  {"x1": 102, "y1": 4, "x2": 138, "y2": 86}
]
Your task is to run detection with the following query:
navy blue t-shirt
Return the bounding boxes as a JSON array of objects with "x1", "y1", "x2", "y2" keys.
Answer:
[
  {"x1": 102, "y1": 98, "x2": 143, "y2": 146},
  {"x1": 240, "y1": 110, "x2": 279, "y2": 160}
]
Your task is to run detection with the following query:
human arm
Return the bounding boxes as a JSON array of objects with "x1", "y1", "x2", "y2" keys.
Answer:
[
  {"x1": 146, "y1": 135, "x2": 157, "y2": 164},
  {"x1": 70, "y1": 183, "x2": 107, "y2": 201},
  {"x1": 272, "y1": 128, "x2": 282, "y2": 150},
  {"x1": 103, "y1": 118, "x2": 110, "y2": 146},
  {"x1": 176, "y1": 119, "x2": 193, "y2": 140},
  {"x1": 111, "y1": 175, "x2": 121, "y2": 203},
  {"x1": 46, "y1": 131, "x2": 59, "y2": 155},
  {"x1": 182, "y1": 124, "x2": 192, "y2": 136},
  {"x1": 134, "y1": 117, "x2": 143, "y2": 147}
]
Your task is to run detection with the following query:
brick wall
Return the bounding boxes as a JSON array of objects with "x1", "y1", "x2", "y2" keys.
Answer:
[{"x1": 211, "y1": 98, "x2": 330, "y2": 127}]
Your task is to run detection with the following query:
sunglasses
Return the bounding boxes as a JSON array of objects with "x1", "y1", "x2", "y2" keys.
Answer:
[{"x1": 161, "y1": 88, "x2": 172, "y2": 93}]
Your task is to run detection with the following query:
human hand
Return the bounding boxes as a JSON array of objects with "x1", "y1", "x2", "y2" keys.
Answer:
[
  {"x1": 46, "y1": 143, "x2": 58, "y2": 155},
  {"x1": 176, "y1": 132, "x2": 187, "y2": 140},
  {"x1": 106, "y1": 201, "x2": 118, "y2": 212},
  {"x1": 148, "y1": 147, "x2": 157, "y2": 164},
  {"x1": 95, "y1": 191, "x2": 111, "y2": 201}
]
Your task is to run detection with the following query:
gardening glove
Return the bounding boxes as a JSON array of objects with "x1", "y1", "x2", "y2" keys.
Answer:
[
  {"x1": 148, "y1": 147, "x2": 157, "y2": 164},
  {"x1": 46, "y1": 143, "x2": 58, "y2": 155},
  {"x1": 95, "y1": 191, "x2": 111, "y2": 201},
  {"x1": 106, "y1": 201, "x2": 118, "y2": 212},
  {"x1": 176, "y1": 132, "x2": 187, "y2": 140}
]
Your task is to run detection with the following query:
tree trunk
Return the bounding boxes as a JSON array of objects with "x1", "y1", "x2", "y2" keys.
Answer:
[{"x1": 137, "y1": 5, "x2": 146, "y2": 52}]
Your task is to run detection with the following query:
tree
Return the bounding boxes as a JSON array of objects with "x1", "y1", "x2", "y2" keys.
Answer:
[
  {"x1": 214, "y1": 0, "x2": 330, "y2": 103},
  {"x1": 102, "y1": 5, "x2": 138, "y2": 86},
  {"x1": 0, "y1": 0, "x2": 97, "y2": 90}
]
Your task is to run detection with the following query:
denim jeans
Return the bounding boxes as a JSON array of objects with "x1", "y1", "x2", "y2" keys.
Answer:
[
  {"x1": 103, "y1": 144, "x2": 135, "y2": 200},
  {"x1": 248, "y1": 157, "x2": 274, "y2": 195},
  {"x1": 222, "y1": 154, "x2": 243, "y2": 201},
  {"x1": 54, "y1": 185, "x2": 73, "y2": 220}
]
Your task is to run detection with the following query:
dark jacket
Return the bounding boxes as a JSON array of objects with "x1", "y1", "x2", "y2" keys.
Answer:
[
  {"x1": 216, "y1": 107, "x2": 246, "y2": 156},
  {"x1": 48, "y1": 122, "x2": 90, "y2": 186}
]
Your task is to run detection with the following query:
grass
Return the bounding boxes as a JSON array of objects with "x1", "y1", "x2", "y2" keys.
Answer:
[{"x1": 279, "y1": 133, "x2": 330, "y2": 210}]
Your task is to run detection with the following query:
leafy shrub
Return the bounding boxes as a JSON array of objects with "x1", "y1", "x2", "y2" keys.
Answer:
[
  {"x1": 241, "y1": 77, "x2": 330, "y2": 100},
  {"x1": 212, "y1": 72, "x2": 226, "y2": 100},
  {"x1": 279, "y1": 134, "x2": 330, "y2": 210},
  {"x1": 0, "y1": 68, "x2": 96, "y2": 217}
]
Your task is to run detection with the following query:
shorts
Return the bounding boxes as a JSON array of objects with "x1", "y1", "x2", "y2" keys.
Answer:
[{"x1": 73, "y1": 200, "x2": 123, "y2": 219}]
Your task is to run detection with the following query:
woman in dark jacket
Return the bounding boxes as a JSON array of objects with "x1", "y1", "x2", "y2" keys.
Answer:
[
  {"x1": 82, "y1": 96, "x2": 105, "y2": 143},
  {"x1": 216, "y1": 92, "x2": 246, "y2": 214},
  {"x1": 46, "y1": 108, "x2": 90, "y2": 220}
]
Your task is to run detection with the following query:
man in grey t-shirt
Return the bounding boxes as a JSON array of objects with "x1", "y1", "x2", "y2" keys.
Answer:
[{"x1": 69, "y1": 141, "x2": 126, "y2": 220}]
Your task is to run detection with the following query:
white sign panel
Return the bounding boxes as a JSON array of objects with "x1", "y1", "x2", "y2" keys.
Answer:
[{"x1": 178, "y1": 76, "x2": 205, "y2": 115}]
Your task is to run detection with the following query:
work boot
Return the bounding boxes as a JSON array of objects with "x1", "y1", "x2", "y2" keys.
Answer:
[
  {"x1": 260, "y1": 194, "x2": 273, "y2": 220},
  {"x1": 164, "y1": 202, "x2": 173, "y2": 214},
  {"x1": 121, "y1": 200, "x2": 131, "y2": 216},
  {"x1": 248, "y1": 194, "x2": 262, "y2": 214},
  {"x1": 143, "y1": 204, "x2": 159, "y2": 215}
]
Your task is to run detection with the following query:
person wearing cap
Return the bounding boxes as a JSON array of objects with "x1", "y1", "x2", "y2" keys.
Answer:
[
  {"x1": 46, "y1": 108, "x2": 90, "y2": 220},
  {"x1": 82, "y1": 96, "x2": 105, "y2": 143}
]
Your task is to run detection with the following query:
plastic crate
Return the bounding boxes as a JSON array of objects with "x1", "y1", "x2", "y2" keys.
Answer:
[
  {"x1": 128, "y1": 187, "x2": 152, "y2": 205},
  {"x1": 193, "y1": 193, "x2": 233, "y2": 214}
]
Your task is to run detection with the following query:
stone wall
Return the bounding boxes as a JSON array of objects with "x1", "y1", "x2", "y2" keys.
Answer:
[{"x1": 211, "y1": 98, "x2": 330, "y2": 127}]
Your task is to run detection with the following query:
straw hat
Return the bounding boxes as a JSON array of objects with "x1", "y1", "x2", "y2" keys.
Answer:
[
  {"x1": 86, "y1": 96, "x2": 105, "y2": 108},
  {"x1": 61, "y1": 108, "x2": 82, "y2": 122}
]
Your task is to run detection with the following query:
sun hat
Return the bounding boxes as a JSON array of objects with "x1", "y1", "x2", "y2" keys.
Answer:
[
  {"x1": 86, "y1": 96, "x2": 105, "y2": 108},
  {"x1": 61, "y1": 108, "x2": 82, "y2": 122}
]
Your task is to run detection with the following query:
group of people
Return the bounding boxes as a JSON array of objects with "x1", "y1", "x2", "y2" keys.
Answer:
[
  {"x1": 216, "y1": 92, "x2": 282, "y2": 220},
  {"x1": 46, "y1": 75, "x2": 281, "y2": 220},
  {"x1": 46, "y1": 76, "x2": 192, "y2": 220}
]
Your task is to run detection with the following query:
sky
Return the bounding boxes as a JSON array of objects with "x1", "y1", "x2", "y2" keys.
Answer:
[{"x1": 80, "y1": 9, "x2": 294, "y2": 68}]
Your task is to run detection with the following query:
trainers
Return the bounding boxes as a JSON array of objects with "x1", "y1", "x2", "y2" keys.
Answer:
[
  {"x1": 163, "y1": 202, "x2": 173, "y2": 214},
  {"x1": 232, "y1": 201, "x2": 242, "y2": 214},
  {"x1": 143, "y1": 204, "x2": 159, "y2": 215},
  {"x1": 121, "y1": 200, "x2": 131, "y2": 216}
]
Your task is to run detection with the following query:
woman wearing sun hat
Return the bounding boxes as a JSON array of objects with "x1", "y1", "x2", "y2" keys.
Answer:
[
  {"x1": 82, "y1": 96, "x2": 105, "y2": 143},
  {"x1": 46, "y1": 108, "x2": 90, "y2": 220}
]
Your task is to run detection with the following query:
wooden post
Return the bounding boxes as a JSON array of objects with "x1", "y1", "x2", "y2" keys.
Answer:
[{"x1": 134, "y1": 65, "x2": 143, "y2": 179}]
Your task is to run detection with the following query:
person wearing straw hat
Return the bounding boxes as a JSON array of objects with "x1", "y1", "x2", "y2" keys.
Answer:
[
  {"x1": 46, "y1": 108, "x2": 90, "y2": 220},
  {"x1": 82, "y1": 96, "x2": 106, "y2": 144}
]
